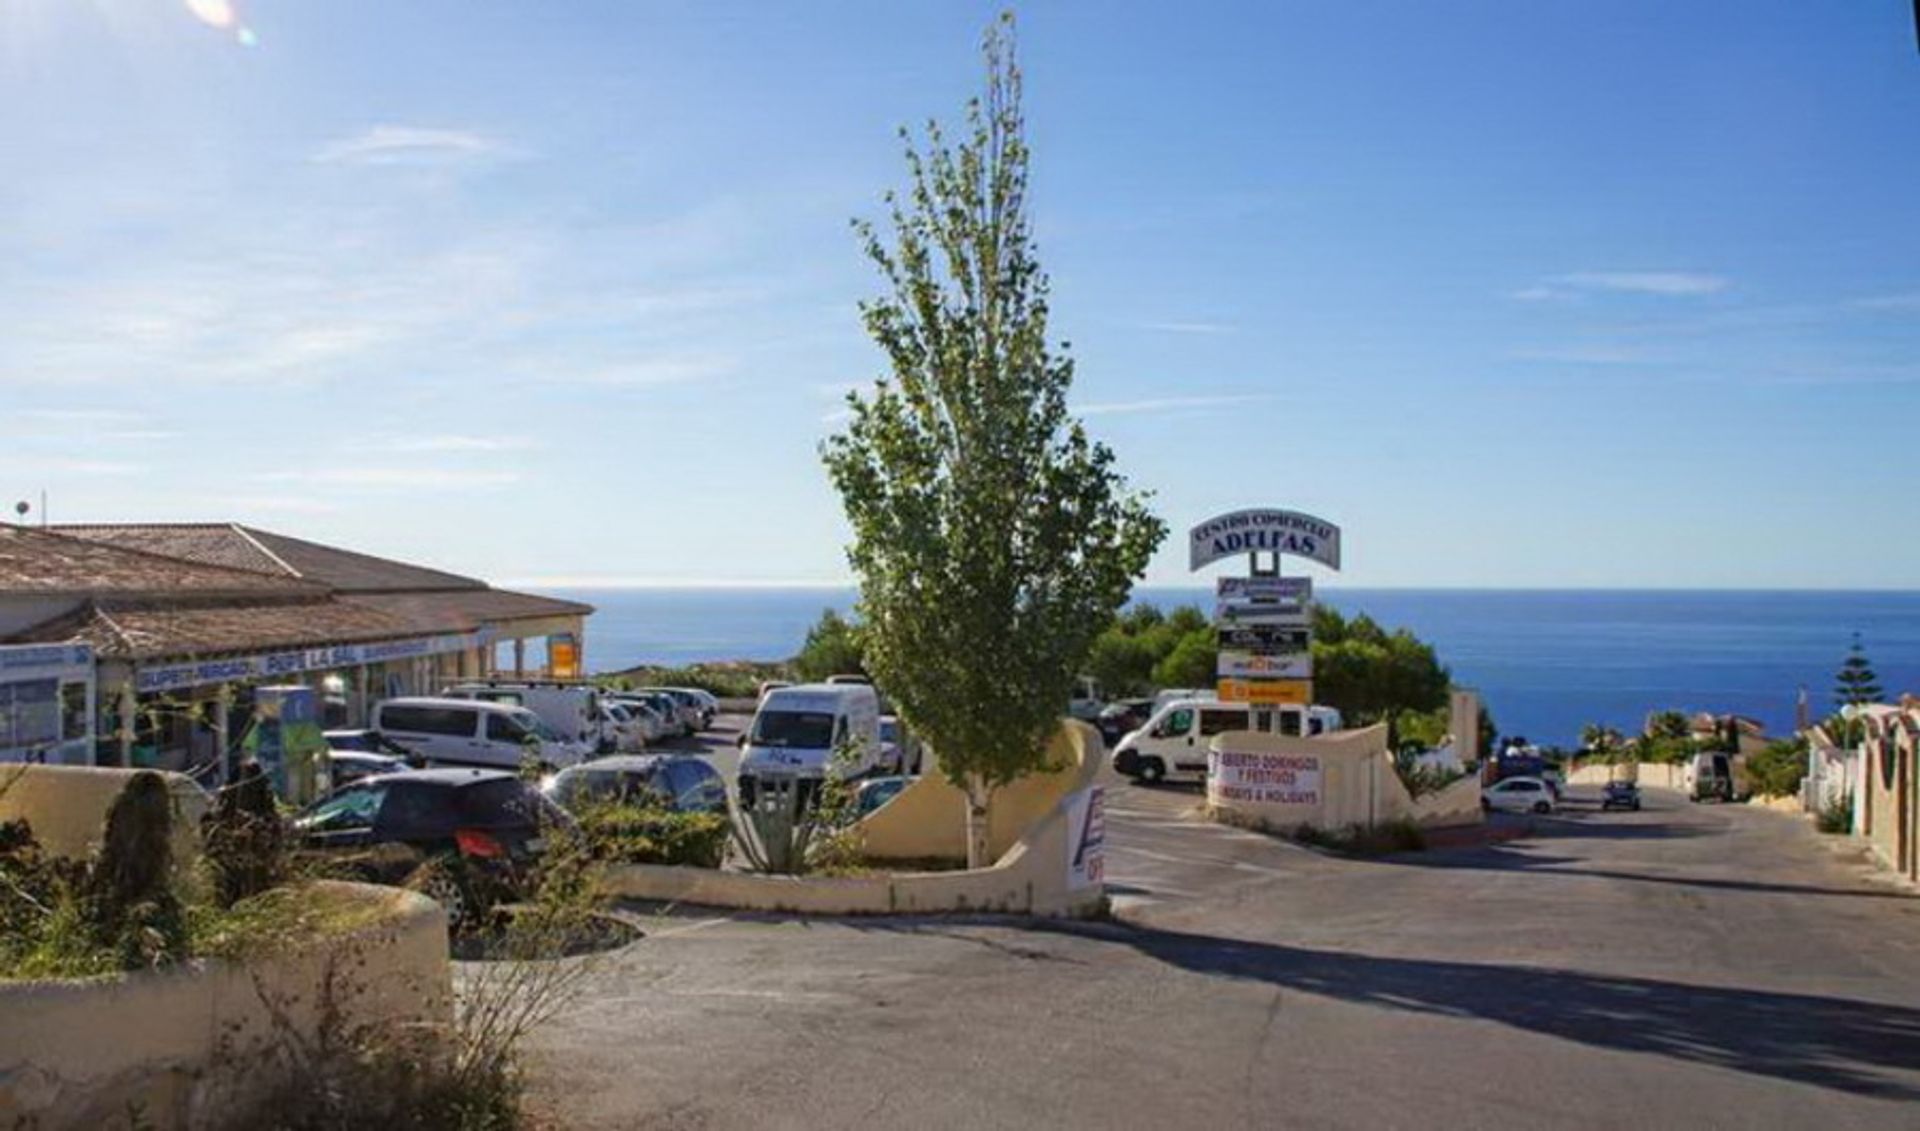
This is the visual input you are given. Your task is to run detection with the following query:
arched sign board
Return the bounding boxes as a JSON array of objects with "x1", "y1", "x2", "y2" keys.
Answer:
[{"x1": 1189, "y1": 508, "x2": 1342, "y2": 572}]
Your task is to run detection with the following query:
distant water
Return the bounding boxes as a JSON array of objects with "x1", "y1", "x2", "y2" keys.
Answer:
[{"x1": 541, "y1": 586, "x2": 1920, "y2": 747}]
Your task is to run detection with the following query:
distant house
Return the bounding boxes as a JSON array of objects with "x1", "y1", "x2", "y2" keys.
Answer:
[
  {"x1": 1686, "y1": 712, "x2": 1770, "y2": 757},
  {"x1": 2, "y1": 522, "x2": 591, "y2": 776}
]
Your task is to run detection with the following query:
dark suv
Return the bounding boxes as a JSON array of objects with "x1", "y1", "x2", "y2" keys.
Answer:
[{"x1": 295, "y1": 768, "x2": 569, "y2": 928}]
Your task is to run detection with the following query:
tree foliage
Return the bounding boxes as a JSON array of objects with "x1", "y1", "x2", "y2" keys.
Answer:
[
  {"x1": 793, "y1": 609, "x2": 867, "y2": 682},
  {"x1": 1746, "y1": 737, "x2": 1809, "y2": 799},
  {"x1": 821, "y1": 16, "x2": 1166, "y2": 853}
]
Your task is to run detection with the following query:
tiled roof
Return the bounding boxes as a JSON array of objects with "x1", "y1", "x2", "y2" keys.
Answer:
[
  {"x1": 50, "y1": 523, "x2": 291, "y2": 576},
  {"x1": 53, "y1": 523, "x2": 487, "y2": 593},
  {"x1": 241, "y1": 528, "x2": 487, "y2": 592},
  {"x1": 1, "y1": 525, "x2": 324, "y2": 598},
  {"x1": 347, "y1": 588, "x2": 594, "y2": 630},
  {"x1": 10, "y1": 597, "x2": 428, "y2": 660}
]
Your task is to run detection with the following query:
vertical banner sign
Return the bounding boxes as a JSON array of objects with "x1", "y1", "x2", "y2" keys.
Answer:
[
  {"x1": 549, "y1": 634, "x2": 581, "y2": 679},
  {"x1": 1064, "y1": 785, "x2": 1106, "y2": 890}
]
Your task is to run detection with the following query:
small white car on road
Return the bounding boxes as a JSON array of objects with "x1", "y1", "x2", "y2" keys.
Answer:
[{"x1": 1483, "y1": 776, "x2": 1556, "y2": 815}]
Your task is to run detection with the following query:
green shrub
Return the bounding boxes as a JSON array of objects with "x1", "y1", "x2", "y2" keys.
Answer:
[
  {"x1": 1746, "y1": 738, "x2": 1808, "y2": 800},
  {"x1": 576, "y1": 803, "x2": 729, "y2": 868},
  {"x1": 1817, "y1": 793, "x2": 1853, "y2": 834}
]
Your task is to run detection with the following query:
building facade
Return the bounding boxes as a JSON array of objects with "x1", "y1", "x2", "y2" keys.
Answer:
[{"x1": 1, "y1": 523, "x2": 591, "y2": 779}]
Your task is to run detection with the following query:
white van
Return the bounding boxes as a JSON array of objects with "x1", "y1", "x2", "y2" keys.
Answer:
[
  {"x1": 1112, "y1": 698, "x2": 1342, "y2": 785},
  {"x1": 1152, "y1": 688, "x2": 1218, "y2": 714},
  {"x1": 443, "y1": 681, "x2": 605, "y2": 752},
  {"x1": 737, "y1": 683, "x2": 882, "y2": 804},
  {"x1": 372, "y1": 697, "x2": 589, "y2": 770}
]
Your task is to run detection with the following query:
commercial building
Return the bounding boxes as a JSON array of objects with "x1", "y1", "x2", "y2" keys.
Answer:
[{"x1": 1, "y1": 522, "x2": 591, "y2": 776}]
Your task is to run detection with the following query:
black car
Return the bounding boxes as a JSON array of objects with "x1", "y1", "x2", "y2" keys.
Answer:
[
  {"x1": 295, "y1": 768, "x2": 569, "y2": 927},
  {"x1": 542, "y1": 755, "x2": 728, "y2": 815},
  {"x1": 1601, "y1": 779, "x2": 1643, "y2": 811},
  {"x1": 326, "y1": 749, "x2": 410, "y2": 787},
  {"x1": 1096, "y1": 698, "x2": 1155, "y2": 749}
]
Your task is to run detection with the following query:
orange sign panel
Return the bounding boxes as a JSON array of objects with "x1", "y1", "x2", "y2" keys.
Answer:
[{"x1": 1217, "y1": 678, "x2": 1310, "y2": 705}]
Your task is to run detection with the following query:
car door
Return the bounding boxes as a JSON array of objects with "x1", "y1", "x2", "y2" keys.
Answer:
[{"x1": 299, "y1": 782, "x2": 390, "y2": 852}]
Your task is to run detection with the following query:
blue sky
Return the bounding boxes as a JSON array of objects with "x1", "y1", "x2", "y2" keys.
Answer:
[{"x1": 3, "y1": 1, "x2": 1918, "y2": 589}]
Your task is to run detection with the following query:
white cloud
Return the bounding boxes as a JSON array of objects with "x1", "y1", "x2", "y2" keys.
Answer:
[
  {"x1": 1853, "y1": 292, "x2": 1920, "y2": 312},
  {"x1": 377, "y1": 434, "x2": 535, "y2": 453},
  {"x1": 562, "y1": 356, "x2": 736, "y2": 386},
  {"x1": 256, "y1": 468, "x2": 521, "y2": 489},
  {"x1": 1509, "y1": 286, "x2": 1563, "y2": 302},
  {"x1": 224, "y1": 495, "x2": 344, "y2": 515},
  {"x1": 9, "y1": 458, "x2": 147, "y2": 476},
  {"x1": 311, "y1": 125, "x2": 509, "y2": 166},
  {"x1": 1075, "y1": 393, "x2": 1274, "y2": 417},
  {"x1": 1510, "y1": 346, "x2": 1661, "y2": 365},
  {"x1": 1553, "y1": 272, "x2": 1728, "y2": 296}
]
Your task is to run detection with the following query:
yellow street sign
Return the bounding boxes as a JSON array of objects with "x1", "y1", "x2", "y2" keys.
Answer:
[{"x1": 1217, "y1": 678, "x2": 1310, "y2": 705}]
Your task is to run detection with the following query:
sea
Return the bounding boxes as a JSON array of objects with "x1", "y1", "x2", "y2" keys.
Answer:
[{"x1": 540, "y1": 587, "x2": 1920, "y2": 748}]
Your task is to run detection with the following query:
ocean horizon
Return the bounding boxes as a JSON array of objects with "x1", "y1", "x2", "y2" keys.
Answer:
[{"x1": 534, "y1": 585, "x2": 1920, "y2": 748}]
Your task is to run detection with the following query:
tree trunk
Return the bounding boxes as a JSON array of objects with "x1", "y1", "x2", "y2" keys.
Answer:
[{"x1": 965, "y1": 773, "x2": 993, "y2": 869}]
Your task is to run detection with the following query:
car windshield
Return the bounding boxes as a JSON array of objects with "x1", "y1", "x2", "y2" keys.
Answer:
[
  {"x1": 752, "y1": 710, "x2": 836, "y2": 749},
  {"x1": 551, "y1": 768, "x2": 660, "y2": 808},
  {"x1": 880, "y1": 720, "x2": 899, "y2": 742}
]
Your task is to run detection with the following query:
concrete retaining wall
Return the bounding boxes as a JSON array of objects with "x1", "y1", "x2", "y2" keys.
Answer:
[
  {"x1": 1566, "y1": 762, "x2": 1687, "y2": 790},
  {"x1": 0, "y1": 882, "x2": 450, "y2": 1131},
  {"x1": 1206, "y1": 725, "x2": 1484, "y2": 833},
  {"x1": 856, "y1": 723, "x2": 1092, "y2": 864},
  {"x1": 607, "y1": 721, "x2": 1108, "y2": 917}
]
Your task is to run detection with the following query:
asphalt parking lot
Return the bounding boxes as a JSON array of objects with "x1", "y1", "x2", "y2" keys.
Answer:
[{"x1": 517, "y1": 730, "x2": 1920, "y2": 1129}]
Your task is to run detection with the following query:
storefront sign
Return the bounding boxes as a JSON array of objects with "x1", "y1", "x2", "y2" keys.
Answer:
[
  {"x1": 135, "y1": 631, "x2": 488, "y2": 695},
  {"x1": 1208, "y1": 749, "x2": 1322, "y2": 807},
  {"x1": 1216, "y1": 603, "x2": 1310, "y2": 627},
  {"x1": 1216, "y1": 678, "x2": 1311, "y2": 705},
  {"x1": 549, "y1": 633, "x2": 581, "y2": 679},
  {"x1": 1, "y1": 644, "x2": 94, "y2": 763},
  {"x1": 1189, "y1": 509, "x2": 1342, "y2": 572},
  {"x1": 1064, "y1": 785, "x2": 1106, "y2": 890},
  {"x1": 1217, "y1": 651, "x2": 1312, "y2": 679}
]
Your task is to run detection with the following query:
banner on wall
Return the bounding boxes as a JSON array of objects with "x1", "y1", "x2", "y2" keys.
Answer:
[
  {"x1": 549, "y1": 634, "x2": 581, "y2": 678},
  {"x1": 135, "y1": 631, "x2": 488, "y2": 695},
  {"x1": 1063, "y1": 785, "x2": 1106, "y2": 890}
]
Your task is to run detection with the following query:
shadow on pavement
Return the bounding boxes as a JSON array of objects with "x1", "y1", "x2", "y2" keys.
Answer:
[
  {"x1": 1042, "y1": 920, "x2": 1920, "y2": 1099},
  {"x1": 1382, "y1": 839, "x2": 1916, "y2": 901}
]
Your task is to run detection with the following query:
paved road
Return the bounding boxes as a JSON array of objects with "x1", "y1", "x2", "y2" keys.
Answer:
[{"x1": 519, "y1": 744, "x2": 1920, "y2": 1129}]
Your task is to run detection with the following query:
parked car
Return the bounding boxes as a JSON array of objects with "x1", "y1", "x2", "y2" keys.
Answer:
[
  {"x1": 1095, "y1": 698, "x2": 1155, "y2": 750},
  {"x1": 878, "y1": 714, "x2": 921, "y2": 774},
  {"x1": 322, "y1": 729, "x2": 422, "y2": 759},
  {"x1": 294, "y1": 768, "x2": 569, "y2": 928},
  {"x1": 757, "y1": 680, "x2": 793, "y2": 701},
  {"x1": 371, "y1": 697, "x2": 589, "y2": 771},
  {"x1": 634, "y1": 687, "x2": 704, "y2": 737},
  {"x1": 855, "y1": 775, "x2": 910, "y2": 816},
  {"x1": 542, "y1": 754, "x2": 728, "y2": 815},
  {"x1": 325, "y1": 749, "x2": 410, "y2": 787},
  {"x1": 597, "y1": 701, "x2": 649, "y2": 753},
  {"x1": 1067, "y1": 675, "x2": 1104, "y2": 721},
  {"x1": 1601, "y1": 779, "x2": 1643, "y2": 811},
  {"x1": 442, "y1": 680, "x2": 606, "y2": 753},
  {"x1": 1482, "y1": 776, "x2": 1556, "y2": 814},
  {"x1": 606, "y1": 695, "x2": 670, "y2": 744}
]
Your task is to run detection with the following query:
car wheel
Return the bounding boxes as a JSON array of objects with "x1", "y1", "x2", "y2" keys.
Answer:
[
  {"x1": 410, "y1": 861, "x2": 476, "y2": 932},
  {"x1": 1532, "y1": 801, "x2": 1551, "y2": 815},
  {"x1": 1138, "y1": 758, "x2": 1166, "y2": 786}
]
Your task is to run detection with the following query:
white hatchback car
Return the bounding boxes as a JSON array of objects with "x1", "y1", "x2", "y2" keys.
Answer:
[{"x1": 1483, "y1": 776, "x2": 1556, "y2": 815}]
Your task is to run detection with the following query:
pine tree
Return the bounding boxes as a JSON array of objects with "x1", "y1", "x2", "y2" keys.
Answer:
[{"x1": 1833, "y1": 632, "x2": 1883, "y2": 711}]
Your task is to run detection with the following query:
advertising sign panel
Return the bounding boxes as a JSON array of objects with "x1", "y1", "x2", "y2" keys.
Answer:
[
  {"x1": 1207, "y1": 748, "x2": 1322, "y2": 807},
  {"x1": 1189, "y1": 509, "x2": 1342, "y2": 572},
  {"x1": 1217, "y1": 576, "x2": 1313, "y2": 603},
  {"x1": 1215, "y1": 602, "x2": 1310, "y2": 627},
  {"x1": 1063, "y1": 785, "x2": 1106, "y2": 890},
  {"x1": 1217, "y1": 651, "x2": 1312, "y2": 679},
  {"x1": 1216, "y1": 678, "x2": 1311, "y2": 705},
  {"x1": 1218, "y1": 625, "x2": 1311, "y2": 652}
]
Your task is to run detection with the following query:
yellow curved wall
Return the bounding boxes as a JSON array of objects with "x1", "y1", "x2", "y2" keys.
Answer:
[{"x1": 858, "y1": 720, "x2": 1099, "y2": 864}]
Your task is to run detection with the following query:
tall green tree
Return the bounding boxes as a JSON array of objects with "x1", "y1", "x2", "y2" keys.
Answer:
[
  {"x1": 1834, "y1": 632, "x2": 1883, "y2": 712},
  {"x1": 822, "y1": 16, "x2": 1166, "y2": 867}
]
